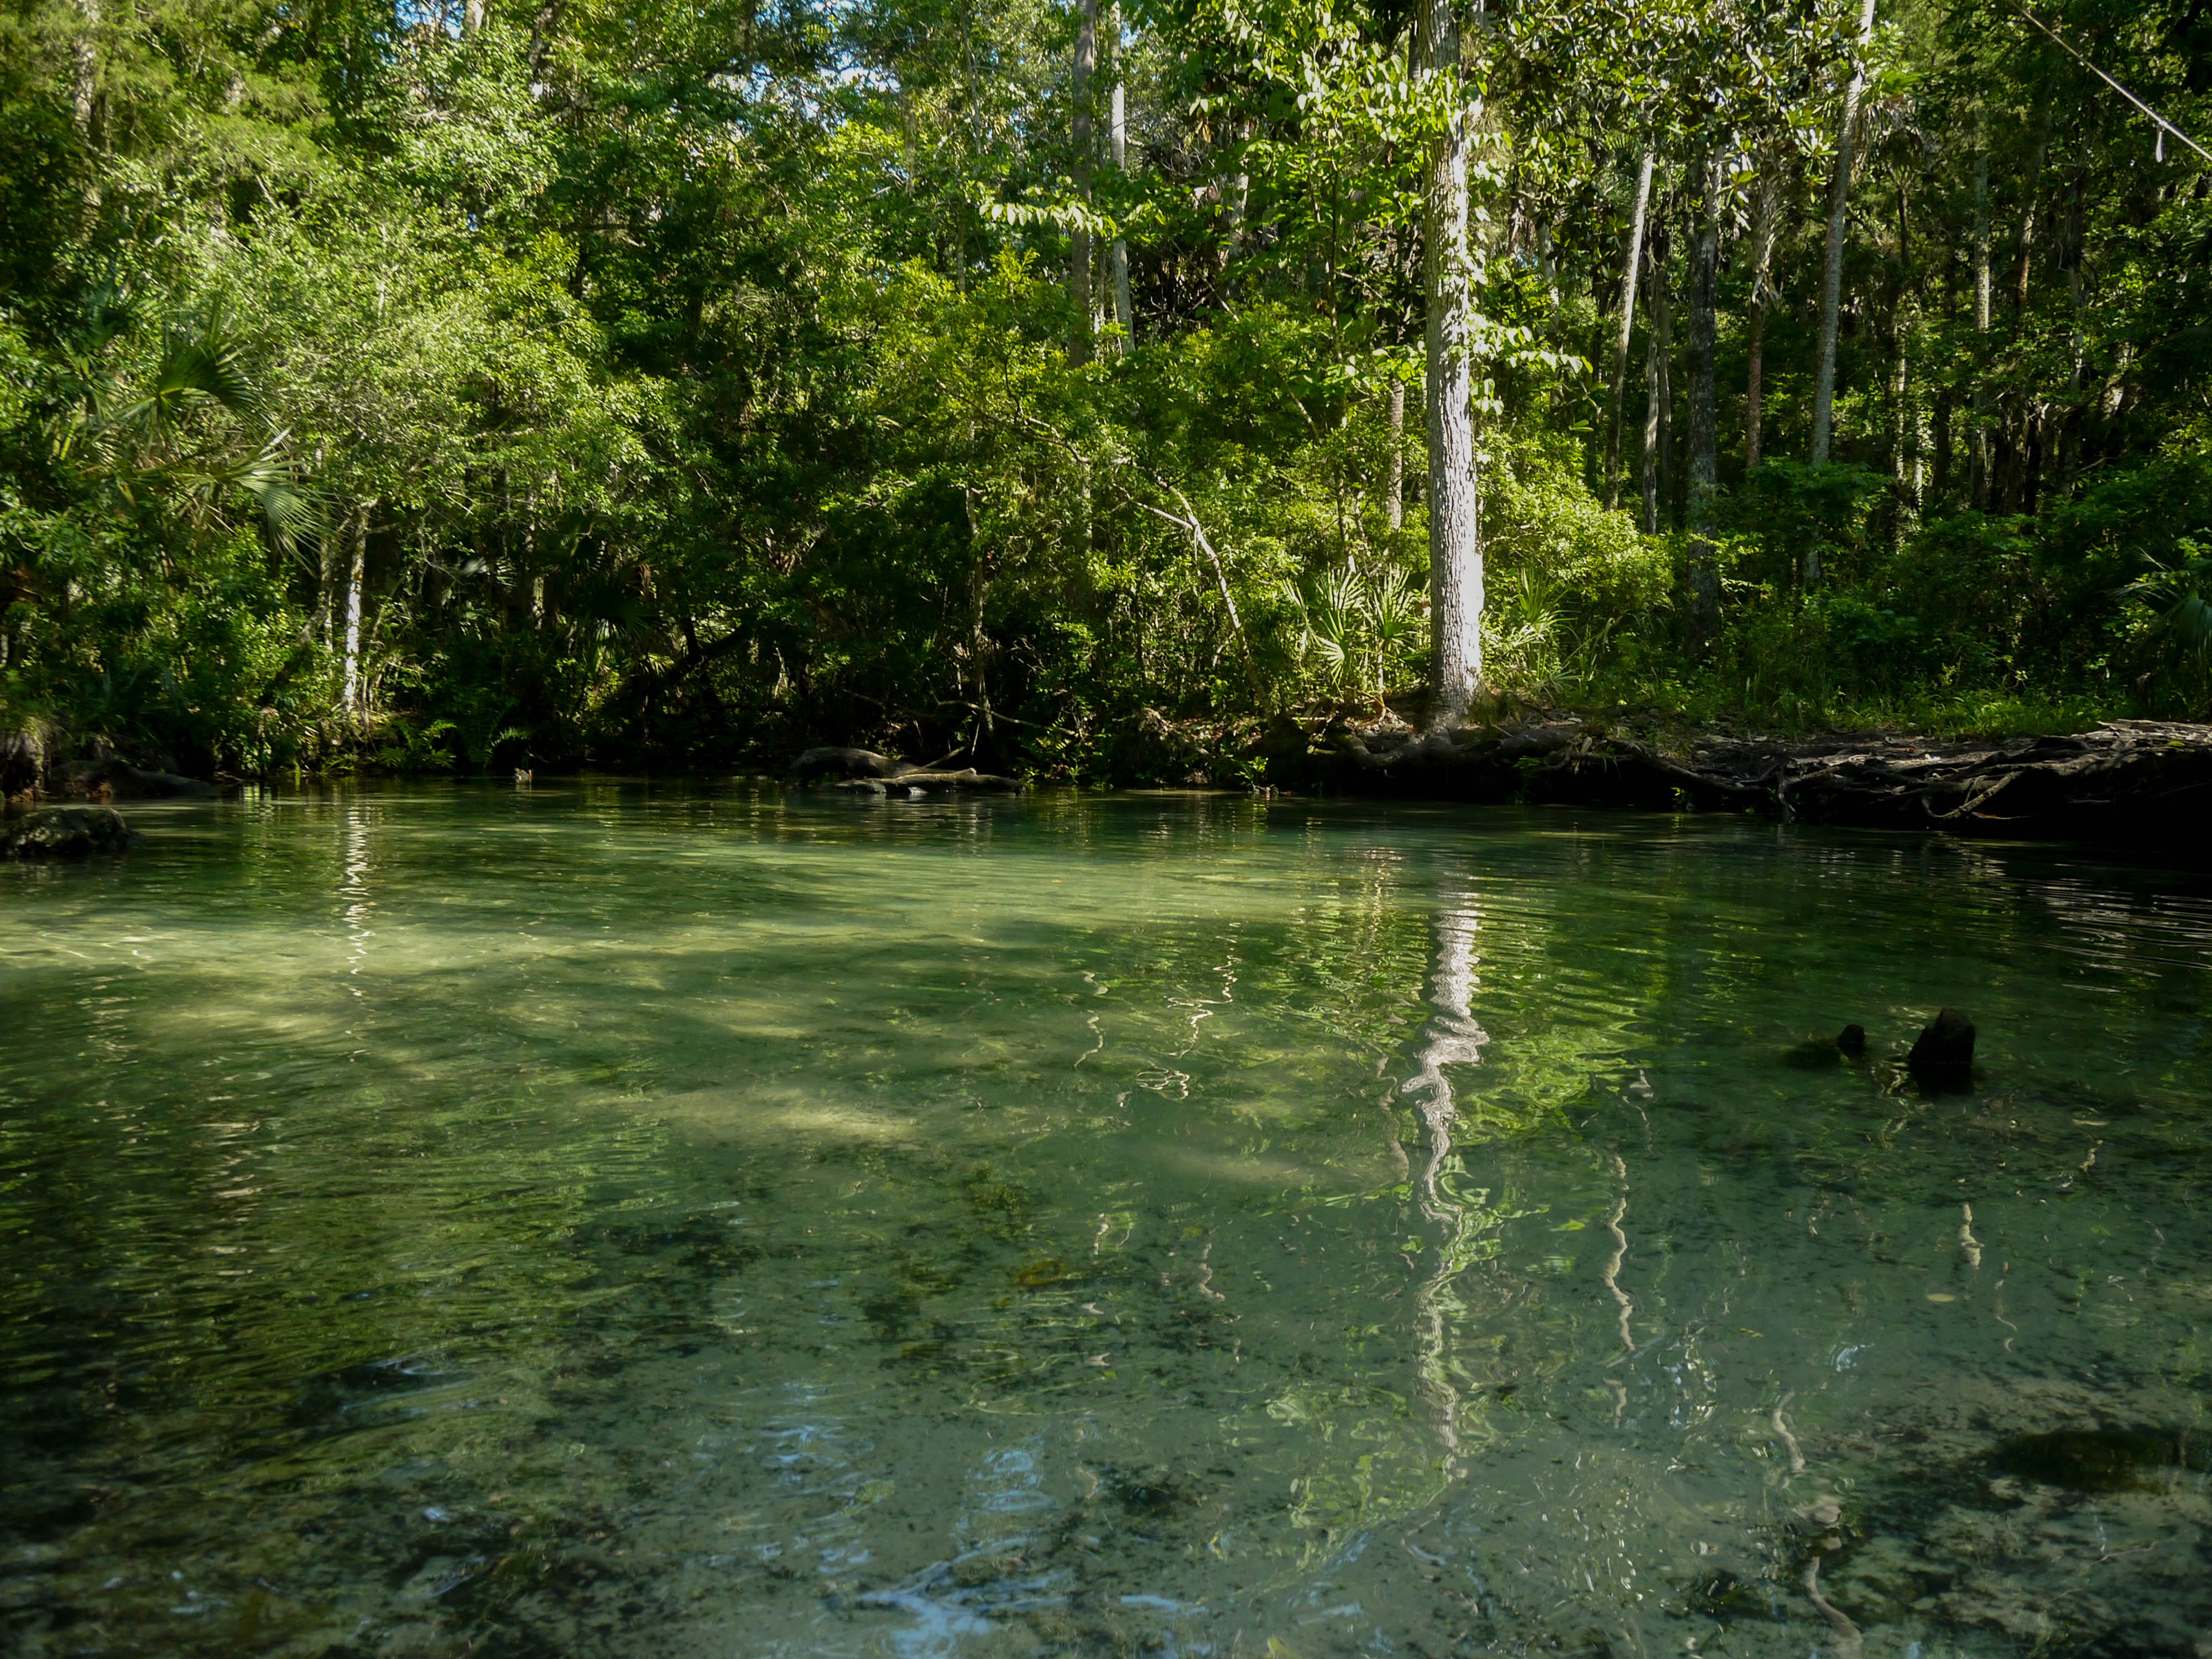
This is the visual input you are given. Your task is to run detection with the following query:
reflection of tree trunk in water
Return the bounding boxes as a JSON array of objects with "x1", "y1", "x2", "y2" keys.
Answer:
[
  {"x1": 1399, "y1": 882, "x2": 1488, "y2": 1459},
  {"x1": 341, "y1": 802, "x2": 376, "y2": 994},
  {"x1": 1600, "y1": 1150, "x2": 1633, "y2": 1353},
  {"x1": 1805, "y1": 1557, "x2": 1863, "y2": 1654},
  {"x1": 1772, "y1": 1390, "x2": 1860, "y2": 1651}
]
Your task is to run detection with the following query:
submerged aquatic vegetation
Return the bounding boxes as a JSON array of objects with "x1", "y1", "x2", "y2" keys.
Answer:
[{"x1": 3, "y1": 787, "x2": 2211, "y2": 1656}]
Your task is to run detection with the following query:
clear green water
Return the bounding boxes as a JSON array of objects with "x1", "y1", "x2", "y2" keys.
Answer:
[{"x1": 4, "y1": 786, "x2": 2211, "y2": 1659}]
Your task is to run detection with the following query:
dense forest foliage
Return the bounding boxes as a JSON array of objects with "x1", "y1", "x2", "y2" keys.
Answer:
[{"x1": 1, "y1": 0, "x2": 2208, "y2": 781}]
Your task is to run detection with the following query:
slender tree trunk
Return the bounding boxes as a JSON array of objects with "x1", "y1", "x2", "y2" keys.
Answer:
[
  {"x1": 2059, "y1": 176, "x2": 2086, "y2": 496},
  {"x1": 71, "y1": 0, "x2": 98, "y2": 140},
  {"x1": 1810, "y1": 0, "x2": 1877, "y2": 470},
  {"x1": 1745, "y1": 309, "x2": 1767, "y2": 467},
  {"x1": 1069, "y1": 0, "x2": 1098, "y2": 366},
  {"x1": 320, "y1": 528, "x2": 339, "y2": 650},
  {"x1": 1640, "y1": 225, "x2": 1666, "y2": 535},
  {"x1": 1227, "y1": 131, "x2": 1251, "y2": 255},
  {"x1": 1417, "y1": 0, "x2": 1483, "y2": 729},
  {"x1": 1684, "y1": 148, "x2": 1722, "y2": 644},
  {"x1": 341, "y1": 504, "x2": 374, "y2": 719},
  {"x1": 1971, "y1": 124, "x2": 1992, "y2": 509},
  {"x1": 2012, "y1": 113, "x2": 2048, "y2": 319},
  {"x1": 463, "y1": 0, "x2": 487, "y2": 32},
  {"x1": 1933, "y1": 387, "x2": 1953, "y2": 498},
  {"x1": 1641, "y1": 222, "x2": 1672, "y2": 535},
  {"x1": 526, "y1": 0, "x2": 565, "y2": 83},
  {"x1": 1387, "y1": 378, "x2": 1406, "y2": 531},
  {"x1": 1686, "y1": 154, "x2": 1719, "y2": 532},
  {"x1": 1890, "y1": 174, "x2": 1917, "y2": 531},
  {"x1": 1744, "y1": 166, "x2": 1781, "y2": 469},
  {"x1": 1891, "y1": 342, "x2": 1913, "y2": 525},
  {"x1": 1108, "y1": 5, "x2": 1133, "y2": 351},
  {"x1": 1604, "y1": 148, "x2": 1655, "y2": 512}
]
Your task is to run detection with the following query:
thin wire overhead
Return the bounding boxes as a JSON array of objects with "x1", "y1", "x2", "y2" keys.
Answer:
[{"x1": 2000, "y1": 0, "x2": 2211, "y2": 165}]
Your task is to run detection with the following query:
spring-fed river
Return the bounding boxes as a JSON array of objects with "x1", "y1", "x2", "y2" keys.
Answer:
[{"x1": 3, "y1": 785, "x2": 2210, "y2": 1659}]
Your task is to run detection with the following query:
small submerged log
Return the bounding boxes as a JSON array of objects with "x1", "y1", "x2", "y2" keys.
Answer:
[
  {"x1": 2, "y1": 805, "x2": 138, "y2": 858},
  {"x1": 1786, "y1": 1021, "x2": 1872, "y2": 1069},
  {"x1": 879, "y1": 768, "x2": 1024, "y2": 795}
]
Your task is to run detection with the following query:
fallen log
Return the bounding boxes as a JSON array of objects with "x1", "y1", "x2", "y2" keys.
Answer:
[
  {"x1": 794, "y1": 753, "x2": 1025, "y2": 795},
  {"x1": 1292, "y1": 716, "x2": 2212, "y2": 844},
  {"x1": 59, "y1": 758, "x2": 217, "y2": 799}
]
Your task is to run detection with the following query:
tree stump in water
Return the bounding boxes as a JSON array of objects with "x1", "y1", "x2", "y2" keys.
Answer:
[{"x1": 1907, "y1": 1008, "x2": 1976, "y2": 1081}]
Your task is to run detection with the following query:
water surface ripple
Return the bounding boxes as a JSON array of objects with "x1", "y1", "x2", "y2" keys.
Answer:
[{"x1": 4, "y1": 785, "x2": 2210, "y2": 1658}]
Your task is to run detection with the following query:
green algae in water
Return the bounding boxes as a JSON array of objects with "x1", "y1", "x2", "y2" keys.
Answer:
[{"x1": 4, "y1": 785, "x2": 2212, "y2": 1658}]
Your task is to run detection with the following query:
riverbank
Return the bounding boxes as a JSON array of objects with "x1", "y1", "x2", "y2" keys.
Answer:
[
  {"x1": 17, "y1": 712, "x2": 2212, "y2": 851},
  {"x1": 1267, "y1": 710, "x2": 2212, "y2": 843}
]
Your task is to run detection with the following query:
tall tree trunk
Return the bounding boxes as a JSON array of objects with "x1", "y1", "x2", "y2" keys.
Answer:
[
  {"x1": 1970, "y1": 122, "x2": 1992, "y2": 508},
  {"x1": 1684, "y1": 148, "x2": 1721, "y2": 644},
  {"x1": 1639, "y1": 224, "x2": 1666, "y2": 535},
  {"x1": 1810, "y1": 0, "x2": 1877, "y2": 469},
  {"x1": 1891, "y1": 342, "x2": 1914, "y2": 530},
  {"x1": 1604, "y1": 148, "x2": 1655, "y2": 512},
  {"x1": 1108, "y1": 6, "x2": 1133, "y2": 351},
  {"x1": 1641, "y1": 222, "x2": 1672, "y2": 535},
  {"x1": 71, "y1": 0, "x2": 98, "y2": 140},
  {"x1": 340, "y1": 503, "x2": 374, "y2": 719},
  {"x1": 463, "y1": 0, "x2": 487, "y2": 32},
  {"x1": 1417, "y1": 0, "x2": 1483, "y2": 729},
  {"x1": 2012, "y1": 112, "x2": 2049, "y2": 318},
  {"x1": 1223, "y1": 121, "x2": 1251, "y2": 257},
  {"x1": 1744, "y1": 165, "x2": 1781, "y2": 469},
  {"x1": 1386, "y1": 378, "x2": 1406, "y2": 531},
  {"x1": 1069, "y1": 0, "x2": 1098, "y2": 366},
  {"x1": 1890, "y1": 173, "x2": 1917, "y2": 531},
  {"x1": 526, "y1": 0, "x2": 565, "y2": 84},
  {"x1": 1933, "y1": 386, "x2": 1954, "y2": 499}
]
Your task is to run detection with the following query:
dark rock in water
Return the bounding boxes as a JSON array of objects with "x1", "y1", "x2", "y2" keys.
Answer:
[
  {"x1": 1, "y1": 805, "x2": 137, "y2": 858},
  {"x1": 1992, "y1": 1427, "x2": 2210, "y2": 1493},
  {"x1": 1837, "y1": 1022, "x2": 1867, "y2": 1056},
  {"x1": 1907, "y1": 1007, "x2": 1976, "y2": 1077}
]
